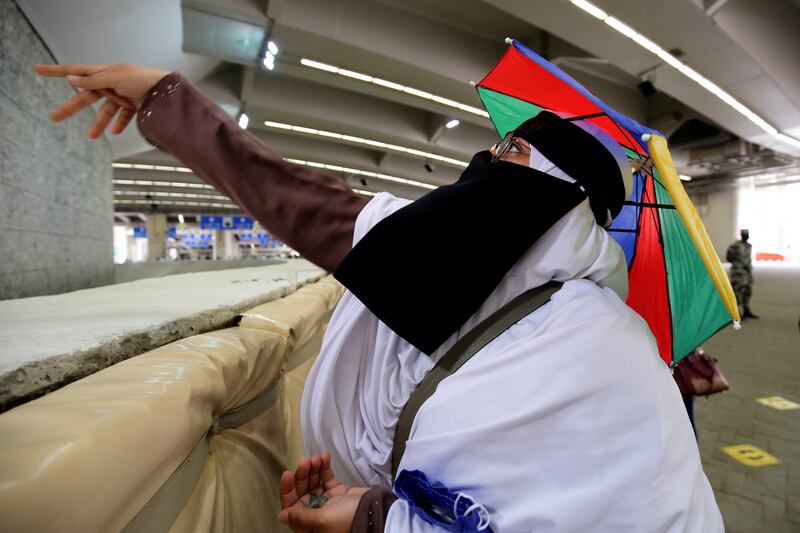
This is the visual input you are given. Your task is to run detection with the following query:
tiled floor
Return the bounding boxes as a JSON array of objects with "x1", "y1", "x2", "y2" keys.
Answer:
[{"x1": 695, "y1": 264, "x2": 800, "y2": 532}]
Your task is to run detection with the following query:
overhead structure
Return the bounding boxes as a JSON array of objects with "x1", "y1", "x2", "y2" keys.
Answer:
[{"x1": 18, "y1": 0, "x2": 800, "y2": 214}]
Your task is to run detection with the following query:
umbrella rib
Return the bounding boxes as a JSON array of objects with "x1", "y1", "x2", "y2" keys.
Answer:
[
  {"x1": 624, "y1": 171, "x2": 647, "y2": 270},
  {"x1": 606, "y1": 114, "x2": 648, "y2": 159},
  {"x1": 651, "y1": 173, "x2": 676, "y2": 363},
  {"x1": 637, "y1": 160, "x2": 669, "y2": 193},
  {"x1": 623, "y1": 201, "x2": 676, "y2": 209}
]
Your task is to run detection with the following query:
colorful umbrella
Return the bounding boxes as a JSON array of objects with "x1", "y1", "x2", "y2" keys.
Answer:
[{"x1": 476, "y1": 39, "x2": 740, "y2": 366}]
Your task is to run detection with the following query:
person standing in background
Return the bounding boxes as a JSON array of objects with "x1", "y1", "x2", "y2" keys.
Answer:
[{"x1": 726, "y1": 229, "x2": 758, "y2": 319}]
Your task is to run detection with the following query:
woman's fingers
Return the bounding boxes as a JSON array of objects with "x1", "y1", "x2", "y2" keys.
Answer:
[
  {"x1": 111, "y1": 107, "x2": 136, "y2": 135},
  {"x1": 66, "y1": 70, "x2": 117, "y2": 92},
  {"x1": 50, "y1": 89, "x2": 101, "y2": 122},
  {"x1": 34, "y1": 63, "x2": 107, "y2": 78},
  {"x1": 320, "y1": 453, "x2": 344, "y2": 493},
  {"x1": 37, "y1": 62, "x2": 170, "y2": 119},
  {"x1": 88, "y1": 100, "x2": 120, "y2": 139},
  {"x1": 320, "y1": 453, "x2": 333, "y2": 483},
  {"x1": 280, "y1": 470, "x2": 301, "y2": 510},
  {"x1": 48, "y1": 89, "x2": 135, "y2": 136},
  {"x1": 308, "y1": 454, "x2": 322, "y2": 494},
  {"x1": 99, "y1": 89, "x2": 135, "y2": 110},
  {"x1": 294, "y1": 457, "x2": 312, "y2": 498}
]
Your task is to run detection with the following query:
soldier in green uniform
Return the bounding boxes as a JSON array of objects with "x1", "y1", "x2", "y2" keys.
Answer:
[{"x1": 726, "y1": 229, "x2": 758, "y2": 319}]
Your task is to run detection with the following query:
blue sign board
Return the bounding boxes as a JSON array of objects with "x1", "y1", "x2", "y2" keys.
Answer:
[
  {"x1": 133, "y1": 227, "x2": 147, "y2": 238},
  {"x1": 168, "y1": 226, "x2": 177, "y2": 239},
  {"x1": 200, "y1": 215, "x2": 224, "y2": 230},
  {"x1": 181, "y1": 232, "x2": 213, "y2": 249},
  {"x1": 199, "y1": 215, "x2": 254, "y2": 230},
  {"x1": 231, "y1": 216, "x2": 254, "y2": 230},
  {"x1": 255, "y1": 232, "x2": 283, "y2": 248}
]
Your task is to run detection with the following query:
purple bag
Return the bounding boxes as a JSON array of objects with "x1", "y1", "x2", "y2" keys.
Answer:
[{"x1": 673, "y1": 348, "x2": 730, "y2": 397}]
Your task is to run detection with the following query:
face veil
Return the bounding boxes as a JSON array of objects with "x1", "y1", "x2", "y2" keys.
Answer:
[
  {"x1": 334, "y1": 111, "x2": 630, "y2": 356},
  {"x1": 334, "y1": 150, "x2": 588, "y2": 355}
]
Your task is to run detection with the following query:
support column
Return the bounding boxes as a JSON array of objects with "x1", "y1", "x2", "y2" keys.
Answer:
[
  {"x1": 212, "y1": 229, "x2": 223, "y2": 260},
  {"x1": 223, "y1": 231, "x2": 242, "y2": 260},
  {"x1": 146, "y1": 214, "x2": 167, "y2": 261}
]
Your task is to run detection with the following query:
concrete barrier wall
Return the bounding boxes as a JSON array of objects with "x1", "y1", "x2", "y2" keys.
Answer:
[
  {"x1": 0, "y1": 259, "x2": 325, "y2": 413},
  {"x1": 0, "y1": 276, "x2": 344, "y2": 533},
  {"x1": 0, "y1": 0, "x2": 114, "y2": 300},
  {"x1": 112, "y1": 258, "x2": 286, "y2": 284}
]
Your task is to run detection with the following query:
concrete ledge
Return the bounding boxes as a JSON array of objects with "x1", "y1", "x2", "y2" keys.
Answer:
[
  {"x1": 112, "y1": 258, "x2": 287, "y2": 284},
  {"x1": 0, "y1": 259, "x2": 326, "y2": 412}
]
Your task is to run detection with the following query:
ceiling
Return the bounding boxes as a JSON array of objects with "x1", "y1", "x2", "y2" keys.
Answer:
[{"x1": 17, "y1": 0, "x2": 800, "y2": 217}]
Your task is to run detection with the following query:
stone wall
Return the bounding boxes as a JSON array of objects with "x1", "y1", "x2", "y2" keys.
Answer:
[{"x1": 0, "y1": 0, "x2": 113, "y2": 299}]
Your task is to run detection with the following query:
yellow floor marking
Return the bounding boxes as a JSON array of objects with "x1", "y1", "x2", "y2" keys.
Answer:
[
  {"x1": 757, "y1": 396, "x2": 800, "y2": 411},
  {"x1": 722, "y1": 444, "x2": 780, "y2": 467}
]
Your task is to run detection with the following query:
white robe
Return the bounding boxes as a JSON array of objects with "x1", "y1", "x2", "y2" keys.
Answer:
[{"x1": 302, "y1": 193, "x2": 723, "y2": 532}]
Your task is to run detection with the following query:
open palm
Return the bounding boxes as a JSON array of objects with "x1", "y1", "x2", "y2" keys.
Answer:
[{"x1": 278, "y1": 453, "x2": 368, "y2": 533}]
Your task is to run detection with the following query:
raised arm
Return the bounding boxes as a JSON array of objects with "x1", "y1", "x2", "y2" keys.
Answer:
[
  {"x1": 136, "y1": 73, "x2": 368, "y2": 271},
  {"x1": 35, "y1": 63, "x2": 369, "y2": 272}
]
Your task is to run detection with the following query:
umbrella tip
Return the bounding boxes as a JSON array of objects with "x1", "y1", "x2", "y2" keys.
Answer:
[
  {"x1": 469, "y1": 80, "x2": 477, "y2": 87},
  {"x1": 505, "y1": 37, "x2": 514, "y2": 45},
  {"x1": 641, "y1": 133, "x2": 651, "y2": 142},
  {"x1": 733, "y1": 320, "x2": 742, "y2": 330}
]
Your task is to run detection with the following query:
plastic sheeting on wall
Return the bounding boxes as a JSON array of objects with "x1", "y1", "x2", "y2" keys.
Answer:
[{"x1": 0, "y1": 275, "x2": 343, "y2": 533}]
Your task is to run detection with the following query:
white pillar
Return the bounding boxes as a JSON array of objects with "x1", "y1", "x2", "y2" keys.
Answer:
[
  {"x1": 212, "y1": 229, "x2": 223, "y2": 260},
  {"x1": 146, "y1": 214, "x2": 167, "y2": 261},
  {"x1": 223, "y1": 231, "x2": 242, "y2": 260},
  {"x1": 126, "y1": 232, "x2": 137, "y2": 262}
]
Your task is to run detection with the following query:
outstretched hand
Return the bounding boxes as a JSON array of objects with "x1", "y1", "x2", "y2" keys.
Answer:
[
  {"x1": 279, "y1": 453, "x2": 368, "y2": 533},
  {"x1": 33, "y1": 63, "x2": 169, "y2": 139}
]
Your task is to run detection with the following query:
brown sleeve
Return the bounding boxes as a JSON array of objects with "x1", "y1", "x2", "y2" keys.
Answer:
[
  {"x1": 136, "y1": 72, "x2": 370, "y2": 272},
  {"x1": 350, "y1": 486, "x2": 398, "y2": 533}
]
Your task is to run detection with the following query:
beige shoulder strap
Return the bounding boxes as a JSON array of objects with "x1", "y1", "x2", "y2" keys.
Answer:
[{"x1": 391, "y1": 281, "x2": 563, "y2": 480}]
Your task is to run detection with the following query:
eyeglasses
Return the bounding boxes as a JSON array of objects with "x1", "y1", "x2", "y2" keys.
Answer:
[
  {"x1": 491, "y1": 112, "x2": 608, "y2": 163},
  {"x1": 491, "y1": 132, "x2": 530, "y2": 163}
]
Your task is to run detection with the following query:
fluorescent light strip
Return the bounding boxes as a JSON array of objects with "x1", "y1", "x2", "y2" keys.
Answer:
[
  {"x1": 113, "y1": 190, "x2": 228, "y2": 201},
  {"x1": 113, "y1": 163, "x2": 193, "y2": 173},
  {"x1": 569, "y1": 0, "x2": 607, "y2": 19},
  {"x1": 113, "y1": 179, "x2": 214, "y2": 190},
  {"x1": 300, "y1": 58, "x2": 490, "y2": 119},
  {"x1": 774, "y1": 133, "x2": 800, "y2": 150},
  {"x1": 285, "y1": 157, "x2": 437, "y2": 190},
  {"x1": 264, "y1": 121, "x2": 468, "y2": 167},
  {"x1": 568, "y1": 0, "x2": 800, "y2": 149},
  {"x1": 113, "y1": 199, "x2": 238, "y2": 209}
]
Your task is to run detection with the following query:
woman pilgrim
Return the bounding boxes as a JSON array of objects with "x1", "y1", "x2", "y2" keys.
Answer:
[{"x1": 36, "y1": 64, "x2": 723, "y2": 532}]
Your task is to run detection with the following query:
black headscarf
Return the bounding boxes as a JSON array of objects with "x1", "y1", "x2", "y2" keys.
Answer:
[
  {"x1": 334, "y1": 112, "x2": 627, "y2": 355},
  {"x1": 513, "y1": 111, "x2": 628, "y2": 226}
]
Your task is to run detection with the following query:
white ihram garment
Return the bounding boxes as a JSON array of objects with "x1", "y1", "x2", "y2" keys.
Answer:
[{"x1": 301, "y1": 192, "x2": 723, "y2": 531}]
